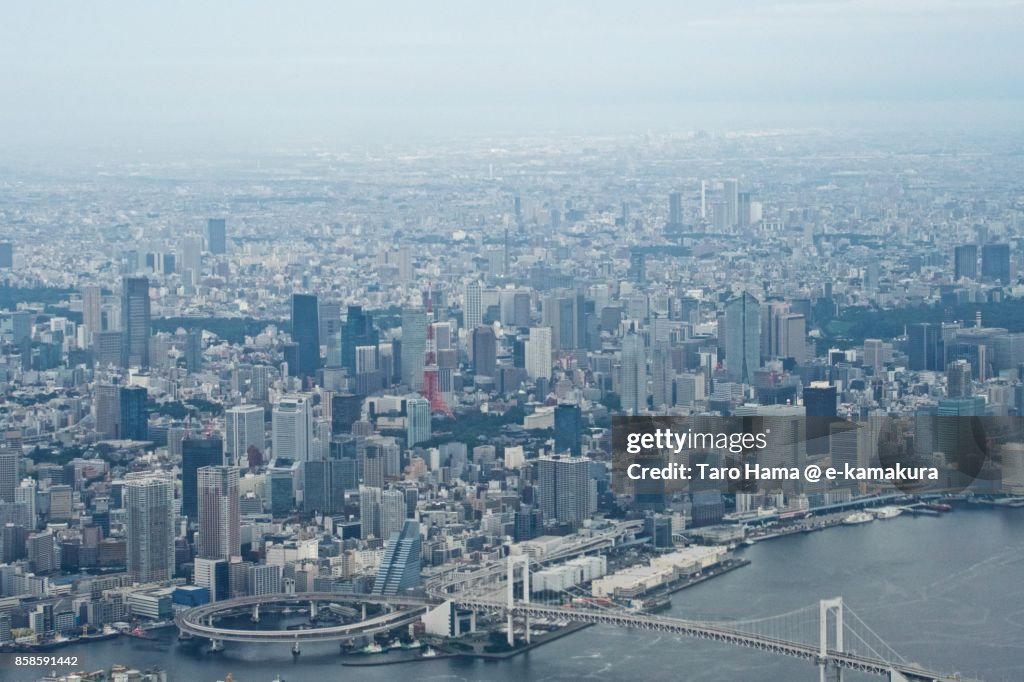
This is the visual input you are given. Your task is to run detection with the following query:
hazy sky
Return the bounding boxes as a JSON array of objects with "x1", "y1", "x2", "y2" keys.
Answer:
[{"x1": 2, "y1": 1, "x2": 1023, "y2": 151}]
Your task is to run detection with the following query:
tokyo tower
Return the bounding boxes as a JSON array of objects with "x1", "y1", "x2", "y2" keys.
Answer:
[{"x1": 421, "y1": 285, "x2": 452, "y2": 416}]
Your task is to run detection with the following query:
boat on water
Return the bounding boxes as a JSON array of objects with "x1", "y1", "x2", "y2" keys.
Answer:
[
  {"x1": 842, "y1": 511, "x2": 874, "y2": 525},
  {"x1": 926, "y1": 502, "x2": 952, "y2": 512},
  {"x1": 386, "y1": 639, "x2": 403, "y2": 650},
  {"x1": 401, "y1": 639, "x2": 424, "y2": 649},
  {"x1": 422, "y1": 647, "x2": 438, "y2": 658},
  {"x1": 871, "y1": 506, "x2": 903, "y2": 520},
  {"x1": 359, "y1": 642, "x2": 384, "y2": 654}
]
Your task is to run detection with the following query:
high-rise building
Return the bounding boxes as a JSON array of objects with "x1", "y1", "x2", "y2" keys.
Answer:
[
  {"x1": 380, "y1": 488, "x2": 406, "y2": 543},
  {"x1": 722, "y1": 179, "x2": 739, "y2": 227},
  {"x1": 207, "y1": 218, "x2": 227, "y2": 255},
  {"x1": 81, "y1": 285, "x2": 103, "y2": 345},
  {"x1": 119, "y1": 386, "x2": 148, "y2": 441},
  {"x1": 248, "y1": 563, "x2": 281, "y2": 596},
  {"x1": 668, "y1": 191, "x2": 683, "y2": 227},
  {"x1": 650, "y1": 339, "x2": 673, "y2": 410},
  {"x1": 464, "y1": 282, "x2": 483, "y2": 332},
  {"x1": 472, "y1": 326, "x2": 497, "y2": 377},
  {"x1": 194, "y1": 557, "x2": 229, "y2": 601},
  {"x1": 981, "y1": 243, "x2": 1011, "y2": 284},
  {"x1": 620, "y1": 329, "x2": 646, "y2": 415},
  {"x1": 536, "y1": 455, "x2": 595, "y2": 529},
  {"x1": 225, "y1": 405, "x2": 264, "y2": 467},
  {"x1": 954, "y1": 244, "x2": 978, "y2": 281},
  {"x1": 125, "y1": 477, "x2": 175, "y2": 584},
  {"x1": 525, "y1": 327, "x2": 552, "y2": 380},
  {"x1": 724, "y1": 292, "x2": 760, "y2": 383},
  {"x1": 196, "y1": 466, "x2": 240, "y2": 561},
  {"x1": 406, "y1": 397, "x2": 431, "y2": 447},
  {"x1": 184, "y1": 329, "x2": 203, "y2": 373},
  {"x1": 359, "y1": 485, "x2": 382, "y2": 540},
  {"x1": 341, "y1": 306, "x2": 378, "y2": 375},
  {"x1": 181, "y1": 438, "x2": 223, "y2": 520},
  {"x1": 554, "y1": 403, "x2": 582, "y2": 456},
  {"x1": 290, "y1": 294, "x2": 320, "y2": 378},
  {"x1": 371, "y1": 519, "x2": 422, "y2": 595},
  {"x1": 94, "y1": 383, "x2": 121, "y2": 440},
  {"x1": 0, "y1": 242, "x2": 12, "y2": 269},
  {"x1": 908, "y1": 323, "x2": 942, "y2": 371},
  {"x1": 400, "y1": 308, "x2": 428, "y2": 390},
  {"x1": 272, "y1": 396, "x2": 311, "y2": 461},
  {"x1": 947, "y1": 360, "x2": 973, "y2": 398},
  {"x1": 268, "y1": 467, "x2": 293, "y2": 517},
  {"x1": 120, "y1": 276, "x2": 151, "y2": 368},
  {"x1": 0, "y1": 452, "x2": 19, "y2": 503}
]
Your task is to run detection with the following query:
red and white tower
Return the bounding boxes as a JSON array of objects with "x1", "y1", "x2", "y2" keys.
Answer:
[{"x1": 421, "y1": 285, "x2": 452, "y2": 416}]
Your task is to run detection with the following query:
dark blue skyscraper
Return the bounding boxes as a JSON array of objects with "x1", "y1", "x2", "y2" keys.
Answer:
[
  {"x1": 119, "y1": 385, "x2": 148, "y2": 441},
  {"x1": 290, "y1": 294, "x2": 320, "y2": 379},
  {"x1": 554, "y1": 403, "x2": 583, "y2": 456},
  {"x1": 372, "y1": 519, "x2": 422, "y2": 595},
  {"x1": 120, "y1": 276, "x2": 151, "y2": 368},
  {"x1": 181, "y1": 437, "x2": 223, "y2": 520},
  {"x1": 981, "y1": 243, "x2": 1010, "y2": 284},
  {"x1": 341, "y1": 305, "x2": 378, "y2": 375},
  {"x1": 207, "y1": 219, "x2": 226, "y2": 255}
]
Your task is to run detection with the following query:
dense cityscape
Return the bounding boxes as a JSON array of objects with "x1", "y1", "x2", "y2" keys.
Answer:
[{"x1": 0, "y1": 128, "x2": 1021, "y2": 681}]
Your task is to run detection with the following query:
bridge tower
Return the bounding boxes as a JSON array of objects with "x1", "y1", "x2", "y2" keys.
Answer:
[
  {"x1": 819, "y1": 597, "x2": 844, "y2": 682},
  {"x1": 506, "y1": 555, "x2": 531, "y2": 647}
]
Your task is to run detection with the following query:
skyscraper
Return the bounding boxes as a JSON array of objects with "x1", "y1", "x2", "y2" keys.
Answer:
[
  {"x1": 290, "y1": 294, "x2": 320, "y2": 378},
  {"x1": 125, "y1": 477, "x2": 175, "y2": 584},
  {"x1": 464, "y1": 281, "x2": 483, "y2": 332},
  {"x1": 536, "y1": 455, "x2": 595, "y2": 529},
  {"x1": 341, "y1": 306, "x2": 378, "y2": 375},
  {"x1": 272, "y1": 396, "x2": 312, "y2": 461},
  {"x1": 954, "y1": 244, "x2": 978, "y2": 281},
  {"x1": 359, "y1": 485, "x2": 382, "y2": 540},
  {"x1": 668, "y1": 191, "x2": 683, "y2": 227},
  {"x1": 620, "y1": 329, "x2": 646, "y2": 415},
  {"x1": 472, "y1": 326, "x2": 497, "y2": 377},
  {"x1": 0, "y1": 452, "x2": 19, "y2": 503},
  {"x1": 225, "y1": 404, "x2": 264, "y2": 467},
  {"x1": 120, "y1": 276, "x2": 151, "y2": 368},
  {"x1": 81, "y1": 285, "x2": 102, "y2": 345},
  {"x1": 722, "y1": 178, "x2": 739, "y2": 228},
  {"x1": 724, "y1": 292, "x2": 760, "y2": 383},
  {"x1": 207, "y1": 218, "x2": 227, "y2": 255},
  {"x1": 0, "y1": 242, "x2": 12, "y2": 269},
  {"x1": 94, "y1": 383, "x2": 121, "y2": 440},
  {"x1": 525, "y1": 326, "x2": 552, "y2": 380},
  {"x1": 119, "y1": 385, "x2": 148, "y2": 441},
  {"x1": 196, "y1": 466, "x2": 240, "y2": 561},
  {"x1": 908, "y1": 322, "x2": 942, "y2": 371},
  {"x1": 380, "y1": 488, "x2": 406, "y2": 543},
  {"x1": 400, "y1": 308, "x2": 427, "y2": 390},
  {"x1": 981, "y1": 243, "x2": 1010, "y2": 284},
  {"x1": 184, "y1": 329, "x2": 202, "y2": 373},
  {"x1": 406, "y1": 396, "x2": 431, "y2": 447},
  {"x1": 181, "y1": 438, "x2": 223, "y2": 520},
  {"x1": 371, "y1": 519, "x2": 422, "y2": 595},
  {"x1": 554, "y1": 403, "x2": 583, "y2": 456}
]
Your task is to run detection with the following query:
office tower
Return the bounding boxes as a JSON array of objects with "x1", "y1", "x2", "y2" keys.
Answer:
[
  {"x1": 668, "y1": 191, "x2": 683, "y2": 227},
  {"x1": 94, "y1": 383, "x2": 121, "y2": 440},
  {"x1": 757, "y1": 405, "x2": 807, "y2": 474},
  {"x1": 180, "y1": 235, "x2": 202, "y2": 283},
  {"x1": 15, "y1": 479, "x2": 36, "y2": 526},
  {"x1": 542, "y1": 294, "x2": 580, "y2": 351},
  {"x1": 181, "y1": 438, "x2": 223, "y2": 520},
  {"x1": 27, "y1": 531, "x2": 57, "y2": 574},
  {"x1": 630, "y1": 251, "x2": 646, "y2": 283},
  {"x1": 381, "y1": 488, "x2": 406, "y2": 543},
  {"x1": 119, "y1": 385, "x2": 148, "y2": 441},
  {"x1": 125, "y1": 477, "x2": 175, "y2": 584},
  {"x1": 863, "y1": 339, "x2": 885, "y2": 374},
  {"x1": 94, "y1": 331, "x2": 123, "y2": 368},
  {"x1": 803, "y1": 382, "x2": 838, "y2": 456},
  {"x1": 290, "y1": 294, "x2": 320, "y2": 378},
  {"x1": 554, "y1": 403, "x2": 583, "y2": 456},
  {"x1": 341, "y1": 306, "x2": 378, "y2": 375},
  {"x1": 207, "y1": 218, "x2": 226, "y2": 255},
  {"x1": 81, "y1": 285, "x2": 102, "y2": 344},
  {"x1": 651, "y1": 339, "x2": 673, "y2": 410},
  {"x1": 947, "y1": 360, "x2": 972, "y2": 398},
  {"x1": 774, "y1": 313, "x2": 806, "y2": 364},
  {"x1": 472, "y1": 326, "x2": 497, "y2": 377},
  {"x1": 318, "y1": 302, "x2": 342, "y2": 351},
  {"x1": 359, "y1": 485, "x2": 382, "y2": 539},
  {"x1": 196, "y1": 466, "x2": 240, "y2": 560},
  {"x1": 120, "y1": 276, "x2": 151, "y2": 368},
  {"x1": 464, "y1": 281, "x2": 483, "y2": 332},
  {"x1": 722, "y1": 178, "x2": 739, "y2": 227},
  {"x1": 406, "y1": 397, "x2": 431, "y2": 447},
  {"x1": 399, "y1": 308, "x2": 428, "y2": 391},
  {"x1": 954, "y1": 244, "x2": 978, "y2": 281},
  {"x1": 536, "y1": 455, "x2": 595, "y2": 529},
  {"x1": 620, "y1": 329, "x2": 646, "y2": 415},
  {"x1": 0, "y1": 242, "x2": 12, "y2": 269},
  {"x1": 303, "y1": 458, "x2": 345, "y2": 514},
  {"x1": 194, "y1": 557, "x2": 229, "y2": 601},
  {"x1": 272, "y1": 395, "x2": 311, "y2": 461},
  {"x1": 908, "y1": 322, "x2": 942, "y2": 371},
  {"x1": 525, "y1": 327, "x2": 552, "y2": 380},
  {"x1": 248, "y1": 563, "x2": 281, "y2": 596},
  {"x1": 724, "y1": 292, "x2": 760, "y2": 383},
  {"x1": 981, "y1": 243, "x2": 1011, "y2": 284},
  {"x1": 268, "y1": 468, "x2": 293, "y2": 516},
  {"x1": 737, "y1": 192, "x2": 752, "y2": 227},
  {"x1": 184, "y1": 329, "x2": 202, "y2": 373},
  {"x1": 0, "y1": 452, "x2": 18, "y2": 503},
  {"x1": 225, "y1": 404, "x2": 264, "y2": 466},
  {"x1": 371, "y1": 519, "x2": 422, "y2": 595}
]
